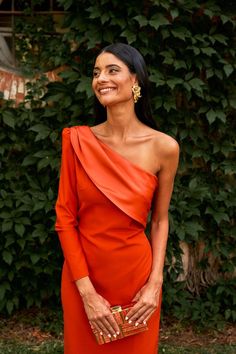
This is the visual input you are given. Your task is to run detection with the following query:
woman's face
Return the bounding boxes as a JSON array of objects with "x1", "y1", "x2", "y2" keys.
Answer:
[{"x1": 92, "y1": 52, "x2": 137, "y2": 107}]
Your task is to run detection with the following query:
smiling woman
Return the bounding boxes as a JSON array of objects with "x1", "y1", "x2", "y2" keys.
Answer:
[
  {"x1": 92, "y1": 55, "x2": 135, "y2": 108},
  {"x1": 55, "y1": 43, "x2": 179, "y2": 354}
]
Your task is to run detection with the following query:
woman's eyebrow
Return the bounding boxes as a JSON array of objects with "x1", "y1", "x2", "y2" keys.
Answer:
[{"x1": 93, "y1": 64, "x2": 122, "y2": 70}]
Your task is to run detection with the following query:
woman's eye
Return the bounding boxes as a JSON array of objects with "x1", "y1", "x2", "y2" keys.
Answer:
[
  {"x1": 109, "y1": 68, "x2": 118, "y2": 73},
  {"x1": 93, "y1": 71, "x2": 99, "y2": 78}
]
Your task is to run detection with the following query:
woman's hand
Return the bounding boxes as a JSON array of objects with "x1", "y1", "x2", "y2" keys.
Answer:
[
  {"x1": 81, "y1": 291, "x2": 120, "y2": 338},
  {"x1": 125, "y1": 281, "x2": 162, "y2": 326}
]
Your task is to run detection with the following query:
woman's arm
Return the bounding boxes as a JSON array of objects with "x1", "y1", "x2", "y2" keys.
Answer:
[
  {"x1": 55, "y1": 128, "x2": 89, "y2": 280},
  {"x1": 55, "y1": 128, "x2": 119, "y2": 337},
  {"x1": 126, "y1": 136, "x2": 179, "y2": 325}
]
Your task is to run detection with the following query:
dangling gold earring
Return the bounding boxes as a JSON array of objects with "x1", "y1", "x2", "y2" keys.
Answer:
[{"x1": 132, "y1": 84, "x2": 142, "y2": 103}]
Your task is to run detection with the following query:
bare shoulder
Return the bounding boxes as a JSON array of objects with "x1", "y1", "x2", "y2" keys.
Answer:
[
  {"x1": 151, "y1": 129, "x2": 179, "y2": 158},
  {"x1": 142, "y1": 125, "x2": 179, "y2": 156}
]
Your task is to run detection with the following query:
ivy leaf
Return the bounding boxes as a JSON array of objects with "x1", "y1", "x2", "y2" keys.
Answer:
[
  {"x1": 2, "y1": 111, "x2": 15, "y2": 128},
  {"x1": 149, "y1": 14, "x2": 169, "y2": 30},
  {"x1": 206, "y1": 207, "x2": 230, "y2": 224},
  {"x1": 133, "y1": 15, "x2": 148, "y2": 27},
  {"x1": 120, "y1": 29, "x2": 136, "y2": 44},
  {"x1": 3, "y1": 251, "x2": 13, "y2": 265},
  {"x1": 30, "y1": 254, "x2": 40, "y2": 264},
  {"x1": 188, "y1": 78, "x2": 204, "y2": 91},
  {"x1": 206, "y1": 109, "x2": 216, "y2": 124},
  {"x1": 213, "y1": 34, "x2": 228, "y2": 45},
  {"x1": 166, "y1": 77, "x2": 184, "y2": 90},
  {"x1": 2, "y1": 221, "x2": 13, "y2": 233},
  {"x1": 28, "y1": 124, "x2": 51, "y2": 141},
  {"x1": 229, "y1": 96, "x2": 236, "y2": 109},
  {"x1": 75, "y1": 75, "x2": 93, "y2": 98},
  {"x1": 223, "y1": 64, "x2": 234, "y2": 77},
  {"x1": 58, "y1": 0, "x2": 73, "y2": 10},
  {"x1": 170, "y1": 8, "x2": 179, "y2": 20},
  {"x1": 22, "y1": 155, "x2": 38, "y2": 166},
  {"x1": 171, "y1": 27, "x2": 191, "y2": 40},
  {"x1": 6, "y1": 300, "x2": 14, "y2": 314},
  {"x1": 201, "y1": 47, "x2": 217, "y2": 56},
  {"x1": 15, "y1": 224, "x2": 25, "y2": 237}
]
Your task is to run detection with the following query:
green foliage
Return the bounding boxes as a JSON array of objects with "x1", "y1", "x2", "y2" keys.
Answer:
[
  {"x1": 0, "y1": 0, "x2": 235, "y2": 327},
  {"x1": 0, "y1": 340, "x2": 63, "y2": 354}
]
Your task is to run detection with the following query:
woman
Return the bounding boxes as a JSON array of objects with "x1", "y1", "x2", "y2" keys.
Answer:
[{"x1": 55, "y1": 43, "x2": 179, "y2": 354}]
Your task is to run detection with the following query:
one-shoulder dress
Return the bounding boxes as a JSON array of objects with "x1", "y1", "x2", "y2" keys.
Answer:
[{"x1": 55, "y1": 125, "x2": 161, "y2": 354}]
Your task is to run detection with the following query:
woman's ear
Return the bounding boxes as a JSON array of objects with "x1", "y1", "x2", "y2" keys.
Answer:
[{"x1": 131, "y1": 74, "x2": 138, "y2": 86}]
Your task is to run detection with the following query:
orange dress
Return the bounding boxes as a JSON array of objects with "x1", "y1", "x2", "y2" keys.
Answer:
[{"x1": 55, "y1": 126, "x2": 161, "y2": 354}]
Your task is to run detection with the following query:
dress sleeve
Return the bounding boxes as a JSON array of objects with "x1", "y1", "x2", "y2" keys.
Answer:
[{"x1": 55, "y1": 127, "x2": 89, "y2": 281}]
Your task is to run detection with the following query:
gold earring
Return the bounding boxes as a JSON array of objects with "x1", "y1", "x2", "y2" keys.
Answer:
[{"x1": 132, "y1": 84, "x2": 142, "y2": 103}]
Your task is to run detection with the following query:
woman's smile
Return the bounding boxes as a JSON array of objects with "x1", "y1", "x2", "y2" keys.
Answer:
[{"x1": 98, "y1": 87, "x2": 117, "y2": 95}]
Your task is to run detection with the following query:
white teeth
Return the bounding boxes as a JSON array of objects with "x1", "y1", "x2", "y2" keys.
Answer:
[{"x1": 99, "y1": 88, "x2": 115, "y2": 94}]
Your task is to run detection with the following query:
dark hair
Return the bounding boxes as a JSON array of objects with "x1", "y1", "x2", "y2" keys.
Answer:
[{"x1": 93, "y1": 43, "x2": 157, "y2": 130}]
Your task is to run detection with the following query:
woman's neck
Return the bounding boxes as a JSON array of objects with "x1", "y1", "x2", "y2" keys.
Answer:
[{"x1": 105, "y1": 104, "x2": 142, "y2": 140}]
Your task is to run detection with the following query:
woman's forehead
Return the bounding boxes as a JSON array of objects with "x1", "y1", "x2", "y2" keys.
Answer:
[{"x1": 94, "y1": 52, "x2": 127, "y2": 69}]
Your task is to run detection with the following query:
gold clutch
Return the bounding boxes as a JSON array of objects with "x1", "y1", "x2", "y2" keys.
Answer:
[{"x1": 91, "y1": 303, "x2": 148, "y2": 345}]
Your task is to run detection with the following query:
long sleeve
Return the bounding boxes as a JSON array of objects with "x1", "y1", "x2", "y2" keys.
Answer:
[{"x1": 55, "y1": 128, "x2": 89, "y2": 281}]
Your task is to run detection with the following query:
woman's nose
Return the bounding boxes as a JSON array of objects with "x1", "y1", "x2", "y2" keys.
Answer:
[{"x1": 97, "y1": 71, "x2": 109, "y2": 82}]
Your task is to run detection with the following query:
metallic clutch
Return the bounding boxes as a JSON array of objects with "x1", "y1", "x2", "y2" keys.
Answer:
[{"x1": 91, "y1": 303, "x2": 148, "y2": 345}]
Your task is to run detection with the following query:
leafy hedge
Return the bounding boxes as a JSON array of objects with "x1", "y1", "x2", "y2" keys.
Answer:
[{"x1": 0, "y1": 0, "x2": 235, "y2": 327}]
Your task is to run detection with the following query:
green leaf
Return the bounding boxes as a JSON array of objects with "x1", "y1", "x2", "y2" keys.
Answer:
[
  {"x1": 6, "y1": 300, "x2": 14, "y2": 314},
  {"x1": 75, "y1": 75, "x2": 93, "y2": 98},
  {"x1": 17, "y1": 239, "x2": 26, "y2": 250},
  {"x1": 2, "y1": 111, "x2": 15, "y2": 128},
  {"x1": 220, "y1": 14, "x2": 232, "y2": 24},
  {"x1": 206, "y1": 109, "x2": 226, "y2": 124},
  {"x1": 188, "y1": 78, "x2": 204, "y2": 91},
  {"x1": 22, "y1": 155, "x2": 38, "y2": 166},
  {"x1": 171, "y1": 27, "x2": 191, "y2": 40},
  {"x1": 133, "y1": 15, "x2": 148, "y2": 27},
  {"x1": 3, "y1": 251, "x2": 13, "y2": 265},
  {"x1": 101, "y1": 12, "x2": 110, "y2": 24},
  {"x1": 15, "y1": 223, "x2": 25, "y2": 237},
  {"x1": 170, "y1": 8, "x2": 179, "y2": 20},
  {"x1": 28, "y1": 124, "x2": 50, "y2": 141},
  {"x1": 149, "y1": 13, "x2": 169, "y2": 30},
  {"x1": 206, "y1": 68, "x2": 214, "y2": 79},
  {"x1": 166, "y1": 77, "x2": 184, "y2": 90},
  {"x1": 173, "y1": 60, "x2": 187, "y2": 70},
  {"x1": 213, "y1": 34, "x2": 228, "y2": 45},
  {"x1": 2, "y1": 220, "x2": 13, "y2": 232},
  {"x1": 86, "y1": 6, "x2": 101, "y2": 19},
  {"x1": 223, "y1": 64, "x2": 234, "y2": 77},
  {"x1": 205, "y1": 207, "x2": 230, "y2": 224},
  {"x1": 229, "y1": 96, "x2": 236, "y2": 109},
  {"x1": 30, "y1": 254, "x2": 40, "y2": 264},
  {"x1": 120, "y1": 29, "x2": 136, "y2": 44},
  {"x1": 225, "y1": 309, "x2": 231, "y2": 320},
  {"x1": 206, "y1": 109, "x2": 216, "y2": 124},
  {"x1": 201, "y1": 47, "x2": 217, "y2": 56},
  {"x1": 0, "y1": 211, "x2": 11, "y2": 218},
  {"x1": 163, "y1": 97, "x2": 176, "y2": 112},
  {"x1": 37, "y1": 157, "x2": 50, "y2": 171}
]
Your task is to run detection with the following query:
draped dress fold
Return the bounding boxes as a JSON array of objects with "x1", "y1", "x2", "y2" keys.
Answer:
[{"x1": 55, "y1": 125, "x2": 161, "y2": 354}]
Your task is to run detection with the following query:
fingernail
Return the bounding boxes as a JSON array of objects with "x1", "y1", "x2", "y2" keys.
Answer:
[
  {"x1": 128, "y1": 320, "x2": 132, "y2": 324},
  {"x1": 116, "y1": 331, "x2": 120, "y2": 335},
  {"x1": 135, "y1": 322, "x2": 139, "y2": 326},
  {"x1": 108, "y1": 334, "x2": 111, "y2": 338},
  {"x1": 100, "y1": 332, "x2": 103, "y2": 336},
  {"x1": 125, "y1": 316, "x2": 129, "y2": 320},
  {"x1": 113, "y1": 334, "x2": 117, "y2": 338},
  {"x1": 143, "y1": 320, "x2": 146, "y2": 325}
]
